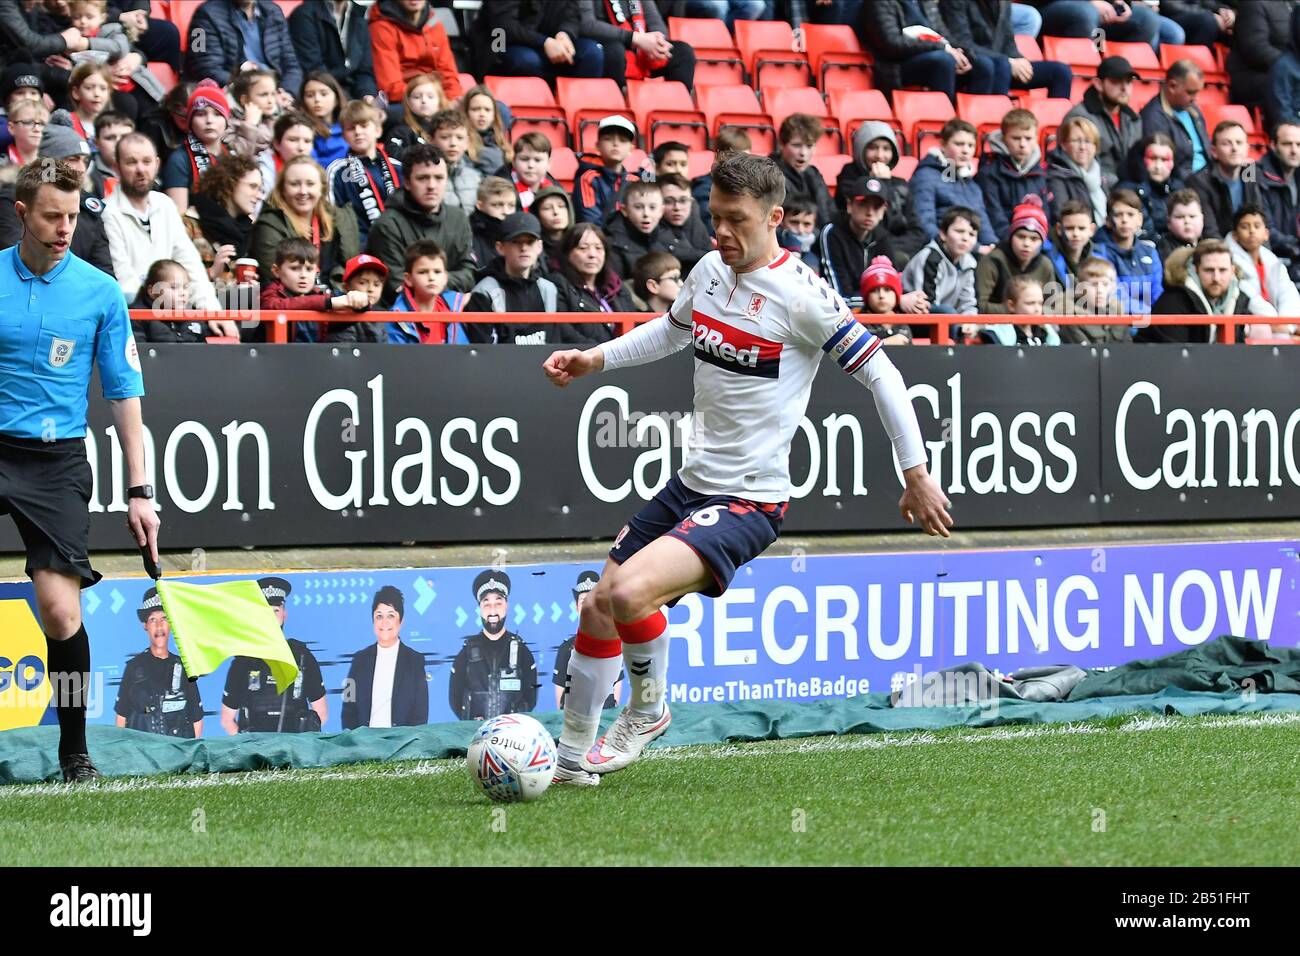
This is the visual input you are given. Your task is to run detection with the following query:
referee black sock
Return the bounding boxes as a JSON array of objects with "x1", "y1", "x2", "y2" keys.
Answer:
[{"x1": 46, "y1": 626, "x2": 91, "y2": 759}]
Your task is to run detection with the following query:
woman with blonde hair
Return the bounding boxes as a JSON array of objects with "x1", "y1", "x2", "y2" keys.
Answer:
[
  {"x1": 1046, "y1": 116, "x2": 1113, "y2": 227},
  {"x1": 249, "y1": 155, "x2": 360, "y2": 288}
]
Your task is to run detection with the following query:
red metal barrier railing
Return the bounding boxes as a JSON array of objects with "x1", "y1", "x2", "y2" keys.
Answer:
[{"x1": 128, "y1": 311, "x2": 1300, "y2": 346}]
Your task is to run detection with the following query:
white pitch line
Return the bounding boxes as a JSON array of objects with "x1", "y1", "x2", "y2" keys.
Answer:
[{"x1": 4, "y1": 710, "x2": 1299, "y2": 799}]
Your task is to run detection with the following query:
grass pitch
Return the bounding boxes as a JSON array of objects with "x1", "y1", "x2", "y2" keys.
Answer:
[{"x1": 4, "y1": 711, "x2": 1299, "y2": 867}]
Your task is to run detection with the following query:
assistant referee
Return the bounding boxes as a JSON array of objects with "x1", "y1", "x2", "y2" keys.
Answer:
[{"x1": 6, "y1": 160, "x2": 159, "y2": 783}]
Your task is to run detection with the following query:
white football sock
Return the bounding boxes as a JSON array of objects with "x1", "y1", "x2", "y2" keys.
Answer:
[{"x1": 557, "y1": 637, "x2": 622, "y2": 763}]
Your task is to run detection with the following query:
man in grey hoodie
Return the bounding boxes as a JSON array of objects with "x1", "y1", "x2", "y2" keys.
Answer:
[{"x1": 836, "y1": 120, "x2": 926, "y2": 260}]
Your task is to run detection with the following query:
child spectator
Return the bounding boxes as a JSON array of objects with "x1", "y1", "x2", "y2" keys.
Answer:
[
  {"x1": 653, "y1": 141, "x2": 689, "y2": 180},
  {"x1": 272, "y1": 111, "x2": 316, "y2": 175},
  {"x1": 858, "y1": 255, "x2": 912, "y2": 346},
  {"x1": 384, "y1": 72, "x2": 445, "y2": 157},
  {"x1": 1, "y1": 100, "x2": 45, "y2": 167},
  {"x1": 1157, "y1": 188, "x2": 1205, "y2": 263},
  {"x1": 1061, "y1": 256, "x2": 1127, "y2": 344},
  {"x1": 430, "y1": 109, "x2": 482, "y2": 210},
  {"x1": 981, "y1": 276, "x2": 1060, "y2": 347},
  {"x1": 301, "y1": 71, "x2": 348, "y2": 166},
  {"x1": 533, "y1": 184, "x2": 574, "y2": 272},
  {"x1": 1096, "y1": 187, "x2": 1163, "y2": 314},
  {"x1": 837, "y1": 120, "x2": 925, "y2": 259},
  {"x1": 778, "y1": 193, "x2": 820, "y2": 271},
  {"x1": 328, "y1": 99, "x2": 403, "y2": 245},
  {"x1": 67, "y1": 0, "x2": 167, "y2": 120},
  {"x1": 462, "y1": 84, "x2": 513, "y2": 177},
  {"x1": 901, "y1": 206, "x2": 980, "y2": 319},
  {"x1": 162, "y1": 79, "x2": 231, "y2": 214},
  {"x1": 554, "y1": 222, "x2": 635, "y2": 342},
  {"x1": 1046, "y1": 116, "x2": 1113, "y2": 228},
  {"x1": 976, "y1": 108, "x2": 1049, "y2": 239},
  {"x1": 1048, "y1": 199, "x2": 1100, "y2": 290},
  {"x1": 89, "y1": 110, "x2": 133, "y2": 198},
  {"x1": 1226, "y1": 204, "x2": 1300, "y2": 324},
  {"x1": 908, "y1": 119, "x2": 998, "y2": 250},
  {"x1": 343, "y1": 251, "x2": 389, "y2": 311},
  {"x1": 228, "y1": 67, "x2": 278, "y2": 193},
  {"x1": 368, "y1": 0, "x2": 463, "y2": 104},
  {"x1": 1117, "y1": 133, "x2": 1183, "y2": 242},
  {"x1": 389, "y1": 241, "x2": 468, "y2": 344},
  {"x1": 633, "y1": 250, "x2": 682, "y2": 316},
  {"x1": 975, "y1": 196, "x2": 1059, "y2": 314},
  {"x1": 496, "y1": 131, "x2": 556, "y2": 214},
  {"x1": 605, "y1": 180, "x2": 668, "y2": 280},
  {"x1": 774, "y1": 113, "x2": 834, "y2": 227},
  {"x1": 470, "y1": 175, "x2": 517, "y2": 269},
  {"x1": 465, "y1": 212, "x2": 573, "y2": 345},
  {"x1": 130, "y1": 258, "x2": 239, "y2": 343},
  {"x1": 820, "y1": 176, "x2": 901, "y2": 310},
  {"x1": 68, "y1": 63, "x2": 114, "y2": 147},
  {"x1": 574, "y1": 115, "x2": 638, "y2": 225},
  {"x1": 655, "y1": 172, "x2": 712, "y2": 275},
  {"x1": 260, "y1": 236, "x2": 371, "y2": 343}
]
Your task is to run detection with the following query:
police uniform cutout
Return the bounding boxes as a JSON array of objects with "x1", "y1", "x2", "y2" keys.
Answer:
[
  {"x1": 448, "y1": 570, "x2": 539, "y2": 720},
  {"x1": 552, "y1": 570, "x2": 622, "y2": 709},
  {"x1": 114, "y1": 588, "x2": 204, "y2": 737}
]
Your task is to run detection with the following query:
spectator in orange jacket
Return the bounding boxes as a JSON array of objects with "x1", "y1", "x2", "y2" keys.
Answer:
[{"x1": 368, "y1": 0, "x2": 463, "y2": 104}]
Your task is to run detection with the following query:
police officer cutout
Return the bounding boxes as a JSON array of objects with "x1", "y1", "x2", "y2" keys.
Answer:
[
  {"x1": 220, "y1": 577, "x2": 328, "y2": 734},
  {"x1": 7, "y1": 160, "x2": 158, "y2": 782},
  {"x1": 115, "y1": 588, "x2": 203, "y2": 738},
  {"x1": 554, "y1": 570, "x2": 622, "y2": 710},
  {"x1": 449, "y1": 571, "x2": 538, "y2": 721}
]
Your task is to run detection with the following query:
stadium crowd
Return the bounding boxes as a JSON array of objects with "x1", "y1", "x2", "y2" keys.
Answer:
[{"x1": 1, "y1": 0, "x2": 1299, "y2": 346}]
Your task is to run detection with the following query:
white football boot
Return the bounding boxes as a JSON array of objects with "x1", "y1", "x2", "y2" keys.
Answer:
[
  {"x1": 552, "y1": 755, "x2": 601, "y2": 786},
  {"x1": 583, "y1": 704, "x2": 672, "y2": 774}
]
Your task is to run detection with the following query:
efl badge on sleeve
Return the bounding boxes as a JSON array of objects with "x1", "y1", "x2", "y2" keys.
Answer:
[
  {"x1": 746, "y1": 294, "x2": 766, "y2": 317},
  {"x1": 48, "y1": 337, "x2": 75, "y2": 368}
]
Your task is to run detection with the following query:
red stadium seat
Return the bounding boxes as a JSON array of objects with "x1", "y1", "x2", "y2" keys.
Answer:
[
  {"x1": 1202, "y1": 103, "x2": 1268, "y2": 152},
  {"x1": 274, "y1": 0, "x2": 302, "y2": 17},
  {"x1": 1196, "y1": 84, "x2": 1229, "y2": 108},
  {"x1": 830, "y1": 88, "x2": 902, "y2": 150},
  {"x1": 764, "y1": 86, "x2": 842, "y2": 153},
  {"x1": 687, "y1": 149, "x2": 716, "y2": 180},
  {"x1": 957, "y1": 93, "x2": 1014, "y2": 147},
  {"x1": 1014, "y1": 34, "x2": 1042, "y2": 61},
  {"x1": 485, "y1": 75, "x2": 556, "y2": 107},
  {"x1": 1160, "y1": 44, "x2": 1228, "y2": 87},
  {"x1": 734, "y1": 19, "x2": 810, "y2": 89},
  {"x1": 1128, "y1": 81, "x2": 1159, "y2": 112},
  {"x1": 486, "y1": 76, "x2": 568, "y2": 148},
  {"x1": 802, "y1": 23, "x2": 872, "y2": 93},
  {"x1": 668, "y1": 16, "x2": 745, "y2": 85},
  {"x1": 1034, "y1": 98, "x2": 1075, "y2": 152},
  {"x1": 166, "y1": 0, "x2": 198, "y2": 52},
  {"x1": 812, "y1": 153, "x2": 853, "y2": 192},
  {"x1": 697, "y1": 85, "x2": 775, "y2": 154},
  {"x1": 556, "y1": 77, "x2": 631, "y2": 152},
  {"x1": 1107, "y1": 41, "x2": 1163, "y2": 81},
  {"x1": 893, "y1": 155, "x2": 918, "y2": 180},
  {"x1": 146, "y1": 61, "x2": 178, "y2": 94},
  {"x1": 1042, "y1": 36, "x2": 1100, "y2": 78},
  {"x1": 458, "y1": 73, "x2": 477, "y2": 97},
  {"x1": 627, "y1": 80, "x2": 709, "y2": 151},
  {"x1": 892, "y1": 89, "x2": 955, "y2": 155},
  {"x1": 548, "y1": 146, "x2": 578, "y2": 190}
]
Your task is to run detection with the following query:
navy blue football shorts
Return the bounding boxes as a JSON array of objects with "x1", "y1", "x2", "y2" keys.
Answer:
[{"x1": 609, "y1": 475, "x2": 788, "y2": 600}]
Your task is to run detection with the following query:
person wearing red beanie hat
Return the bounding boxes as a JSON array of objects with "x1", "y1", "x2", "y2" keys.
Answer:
[
  {"x1": 858, "y1": 256, "x2": 912, "y2": 345},
  {"x1": 975, "y1": 194, "x2": 1060, "y2": 314},
  {"x1": 162, "y1": 79, "x2": 231, "y2": 214}
]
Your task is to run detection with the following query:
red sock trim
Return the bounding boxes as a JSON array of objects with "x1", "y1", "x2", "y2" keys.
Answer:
[
  {"x1": 615, "y1": 610, "x2": 667, "y2": 645},
  {"x1": 574, "y1": 631, "x2": 622, "y2": 658}
]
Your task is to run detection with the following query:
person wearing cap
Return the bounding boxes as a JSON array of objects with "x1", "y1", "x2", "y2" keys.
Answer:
[
  {"x1": 573, "y1": 115, "x2": 638, "y2": 227},
  {"x1": 0, "y1": 65, "x2": 47, "y2": 154},
  {"x1": 818, "y1": 175, "x2": 906, "y2": 312},
  {"x1": 220, "y1": 576, "x2": 328, "y2": 735},
  {"x1": 836, "y1": 121, "x2": 926, "y2": 259},
  {"x1": 464, "y1": 210, "x2": 576, "y2": 345},
  {"x1": 478, "y1": 0, "x2": 603, "y2": 83},
  {"x1": 342, "y1": 585, "x2": 429, "y2": 729},
  {"x1": 449, "y1": 570, "x2": 539, "y2": 721},
  {"x1": 184, "y1": 0, "x2": 303, "y2": 98},
  {"x1": 974, "y1": 195, "x2": 1060, "y2": 314},
  {"x1": 160, "y1": 79, "x2": 231, "y2": 216},
  {"x1": 553, "y1": 570, "x2": 622, "y2": 710},
  {"x1": 0, "y1": 109, "x2": 115, "y2": 277},
  {"x1": 858, "y1": 255, "x2": 913, "y2": 347},
  {"x1": 1062, "y1": 55, "x2": 1144, "y2": 181},
  {"x1": 115, "y1": 587, "x2": 204, "y2": 739},
  {"x1": 342, "y1": 250, "x2": 390, "y2": 311},
  {"x1": 365, "y1": 141, "x2": 476, "y2": 304}
]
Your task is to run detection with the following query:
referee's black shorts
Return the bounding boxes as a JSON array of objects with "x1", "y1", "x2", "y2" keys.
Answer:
[{"x1": 0, "y1": 434, "x2": 100, "y2": 588}]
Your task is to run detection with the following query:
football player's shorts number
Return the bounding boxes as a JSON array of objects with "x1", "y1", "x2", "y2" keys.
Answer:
[{"x1": 690, "y1": 505, "x2": 722, "y2": 526}]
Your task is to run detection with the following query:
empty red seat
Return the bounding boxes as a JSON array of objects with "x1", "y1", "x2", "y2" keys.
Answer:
[
  {"x1": 486, "y1": 75, "x2": 568, "y2": 148},
  {"x1": 1014, "y1": 34, "x2": 1041, "y2": 61},
  {"x1": 687, "y1": 149, "x2": 717, "y2": 180},
  {"x1": 668, "y1": 15, "x2": 735, "y2": 50},
  {"x1": 830, "y1": 88, "x2": 901, "y2": 149},
  {"x1": 1034, "y1": 98, "x2": 1075, "y2": 152},
  {"x1": 697, "y1": 84, "x2": 775, "y2": 154},
  {"x1": 956, "y1": 93, "x2": 1014, "y2": 146},
  {"x1": 549, "y1": 146, "x2": 578, "y2": 189},
  {"x1": 812, "y1": 153, "x2": 853, "y2": 192},
  {"x1": 1160, "y1": 44, "x2": 1227, "y2": 86},
  {"x1": 1107, "y1": 41, "x2": 1162, "y2": 81},
  {"x1": 485, "y1": 75, "x2": 556, "y2": 107},
  {"x1": 803, "y1": 23, "x2": 871, "y2": 93},
  {"x1": 458, "y1": 73, "x2": 477, "y2": 97},
  {"x1": 668, "y1": 16, "x2": 744, "y2": 86},
  {"x1": 892, "y1": 89, "x2": 955, "y2": 155},
  {"x1": 556, "y1": 77, "x2": 632, "y2": 152},
  {"x1": 1042, "y1": 36, "x2": 1101, "y2": 78},
  {"x1": 628, "y1": 79, "x2": 709, "y2": 151},
  {"x1": 893, "y1": 155, "x2": 918, "y2": 179},
  {"x1": 734, "y1": 19, "x2": 810, "y2": 88}
]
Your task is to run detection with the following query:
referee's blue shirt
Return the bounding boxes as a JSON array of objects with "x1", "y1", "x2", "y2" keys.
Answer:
[{"x1": 0, "y1": 247, "x2": 145, "y2": 440}]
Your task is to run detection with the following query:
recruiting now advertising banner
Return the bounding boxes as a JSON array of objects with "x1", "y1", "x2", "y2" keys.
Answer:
[{"x1": 2, "y1": 539, "x2": 1295, "y2": 735}]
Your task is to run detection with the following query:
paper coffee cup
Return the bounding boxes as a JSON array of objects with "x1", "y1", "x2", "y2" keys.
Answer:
[{"x1": 234, "y1": 258, "x2": 259, "y2": 283}]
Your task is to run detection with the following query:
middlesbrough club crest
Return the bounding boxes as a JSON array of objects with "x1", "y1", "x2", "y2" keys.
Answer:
[{"x1": 746, "y1": 294, "x2": 766, "y2": 317}]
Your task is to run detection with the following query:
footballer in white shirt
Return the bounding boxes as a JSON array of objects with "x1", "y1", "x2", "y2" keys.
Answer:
[{"x1": 542, "y1": 153, "x2": 952, "y2": 785}]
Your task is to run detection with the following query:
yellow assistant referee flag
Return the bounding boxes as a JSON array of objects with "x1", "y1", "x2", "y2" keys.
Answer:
[{"x1": 156, "y1": 580, "x2": 299, "y2": 691}]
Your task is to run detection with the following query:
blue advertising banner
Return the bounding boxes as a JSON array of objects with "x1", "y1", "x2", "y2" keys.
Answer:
[{"x1": 1, "y1": 538, "x2": 1296, "y2": 736}]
